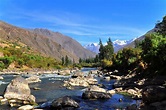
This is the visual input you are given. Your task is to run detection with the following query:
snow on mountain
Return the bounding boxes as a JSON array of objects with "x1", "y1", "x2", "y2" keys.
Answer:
[
  {"x1": 84, "y1": 43, "x2": 100, "y2": 53},
  {"x1": 84, "y1": 38, "x2": 137, "y2": 53}
]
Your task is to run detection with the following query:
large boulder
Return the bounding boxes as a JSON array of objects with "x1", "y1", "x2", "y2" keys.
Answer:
[
  {"x1": 51, "y1": 96, "x2": 79, "y2": 109},
  {"x1": 26, "y1": 75, "x2": 41, "y2": 83},
  {"x1": 142, "y1": 86, "x2": 166, "y2": 104},
  {"x1": 4, "y1": 76, "x2": 35, "y2": 106},
  {"x1": 82, "y1": 91, "x2": 111, "y2": 99}
]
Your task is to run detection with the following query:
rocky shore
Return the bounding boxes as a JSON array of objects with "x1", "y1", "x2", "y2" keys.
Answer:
[{"x1": 96, "y1": 69, "x2": 166, "y2": 110}]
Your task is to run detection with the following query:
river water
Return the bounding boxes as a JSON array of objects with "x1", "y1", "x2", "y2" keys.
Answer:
[{"x1": 0, "y1": 68, "x2": 139, "y2": 110}]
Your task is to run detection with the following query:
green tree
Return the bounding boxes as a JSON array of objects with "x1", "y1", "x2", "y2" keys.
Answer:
[
  {"x1": 99, "y1": 39, "x2": 105, "y2": 60},
  {"x1": 79, "y1": 58, "x2": 82, "y2": 63},
  {"x1": 104, "y1": 38, "x2": 114, "y2": 60},
  {"x1": 65, "y1": 55, "x2": 69, "y2": 66},
  {"x1": 61, "y1": 57, "x2": 65, "y2": 65}
]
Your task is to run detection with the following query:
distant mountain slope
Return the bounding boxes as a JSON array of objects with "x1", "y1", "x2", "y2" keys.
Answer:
[
  {"x1": 84, "y1": 38, "x2": 136, "y2": 53},
  {"x1": 31, "y1": 28, "x2": 96, "y2": 59},
  {"x1": 0, "y1": 21, "x2": 95, "y2": 62},
  {"x1": 123, "y1": 28, "x2": 156, "y2": 48},
  {"x1": 84, "y1": 43, "x2": 100, "y2": 53}
]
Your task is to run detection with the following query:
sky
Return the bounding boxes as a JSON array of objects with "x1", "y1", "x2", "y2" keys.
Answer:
[{"x1": 0, "y1": 0, "x2": 166, "y2": 45}]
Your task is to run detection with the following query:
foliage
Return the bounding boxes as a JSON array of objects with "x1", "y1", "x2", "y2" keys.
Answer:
[
  {"x1": 0, "y1": 42, "x2": 60, "y2": 70},
  {"x1": 101, "y1": 59, "x2": 113, "y2": 68},
  {"x1": 113, "y1": 48, "x2": 142, "y2": 70},
  {"x1": 61, "y1": 55, "x2": 72, "y2": 67},
  {"x1": 99, "y1": 38, "x2": 114, "y2": 61},
  {"x1": 139, "y1": 33, "x2": 166, "y2": 74}
]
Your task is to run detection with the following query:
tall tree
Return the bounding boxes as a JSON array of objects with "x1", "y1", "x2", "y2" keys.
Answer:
[
  {"x1": 65, "y1": 55, "x2": 69, "y2": 66},
  {"x1": 104, "y1": 38, "x2": 114, "y2": 60},
  {"x1": 99, "y1": 39, "x2": 105, "y2": 60},
  {"x1": 61, "y1": 57, "x2": 64, "y2": 65}
]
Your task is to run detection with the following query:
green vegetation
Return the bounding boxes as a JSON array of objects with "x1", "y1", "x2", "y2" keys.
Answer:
[{"x1": 0, "y1": 41, "x2": 61, "y2": 71}]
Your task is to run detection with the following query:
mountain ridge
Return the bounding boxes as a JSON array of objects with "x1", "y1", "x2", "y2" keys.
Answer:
[{"x1": 0, "y1": 21, "x2": 96, "y2": 62}]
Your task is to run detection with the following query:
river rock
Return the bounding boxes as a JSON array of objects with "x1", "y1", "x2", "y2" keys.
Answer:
[
  {"x1": 82, "y1": 91, "x2": 111, "y2": 99},
  {"x1": 26, "y1": 75, "x2": 41, "y2": 83},
  {"x1": 18, "y1": 105, "x2": 34, "y2": 110},
  {"x1": 4, "y1": 76, "x2": 35, "y2": 106},
  {"x1": 64, "y1": 78, "x2": 89, "y2": 87},
  {"x1": 64, "y1": 77, "x2": 97, "y2": 87},
  {"x1": 71, "y1": 71, "x2": 84, "y2": 78},
  {"x1": 0, "y1": 76, "x2": 3, "y2": 80},
  {"x1": 107, "y1": 90, "x2": 116, "y2": 95},
  {"x1": 87, "y1": 85, "x2": 106, "y2": 93},
  {"x1": 110, "y1": 75, "x2": 121, "y2": 80},
  {"x1": 58, "y1": 69, "x2": 71, "y2": 76},
  {"x1": 0, "y1": 98, "x2": 8, "y2": 105},
  {"x1": 142, "y1": 86, "x2": 166, "y2": 104},
  {"x1": 51, "y1": 96, "x2": 79, "y2": 109}
]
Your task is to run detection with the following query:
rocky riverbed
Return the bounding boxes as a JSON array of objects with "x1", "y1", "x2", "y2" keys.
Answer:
[{"x1": 0, "y1": 68, "x2": 141, "y2": 110}]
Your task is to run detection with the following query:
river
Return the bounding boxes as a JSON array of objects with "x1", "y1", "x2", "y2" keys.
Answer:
[{"x1": 0, "y1": 68, "x2": 140, "y2": 110}]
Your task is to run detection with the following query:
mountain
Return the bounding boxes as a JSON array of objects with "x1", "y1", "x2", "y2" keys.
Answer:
[
  {"x1": 84, "y1": 43, "x2": 100, "y2": 53},
  {"x1": 0, "y1": 21, "x2": 95, "y2": 62},
  {"x1": 84, "y1": 38, "x2": 136, "y2": 53},
  {"x1": 31, "y1": 28, "x2": 96, "y2": 60},
  {"x1": 123, "y1": 28, "x2": 156, "y2": 48}
]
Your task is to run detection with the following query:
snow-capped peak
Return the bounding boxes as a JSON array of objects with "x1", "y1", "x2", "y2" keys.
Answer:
[
  {"x1": 113, "y1": 40, "x2": 127, "y2": 46},
  {"x1": 84, "y1": 38, "x2": 137, "y2": 53}
]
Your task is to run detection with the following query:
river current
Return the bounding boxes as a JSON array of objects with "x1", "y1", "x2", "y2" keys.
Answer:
[{"x1": 0, "y1": 68, "x2": 139, "y2": 110}]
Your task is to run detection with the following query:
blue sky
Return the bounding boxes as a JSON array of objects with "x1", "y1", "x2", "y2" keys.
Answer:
[{"x1": 0, "y1": 0, "x2": 166, "y2": 45}]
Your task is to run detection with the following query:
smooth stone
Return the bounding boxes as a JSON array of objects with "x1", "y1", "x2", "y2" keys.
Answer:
[
  {"x1": 0, "y1": 98, "x2": 8, "y2": 105},
  {"x1": 18, "y1": 105, "x2": 34, "y2": 110},
  {"x1": 33, "y1": 87, "x2": 41, "y2": 90},
  {"x1": 107, "y1": 90, "x2": 116, "y2": 94},
  {"x1": 9, "y1": 99, "x2": 17, "y2": 103}
]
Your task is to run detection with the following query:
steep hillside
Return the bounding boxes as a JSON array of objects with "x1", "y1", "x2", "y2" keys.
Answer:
[
  {"x1": 0, "y1": 21, "x2": 95, "y2": 62},
  {"x1": 124, "y1": 28, "x2": 157, "y2": 48},
  {"x1": 31, "y1": 28, "x2": 96, "y2": 59}
]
